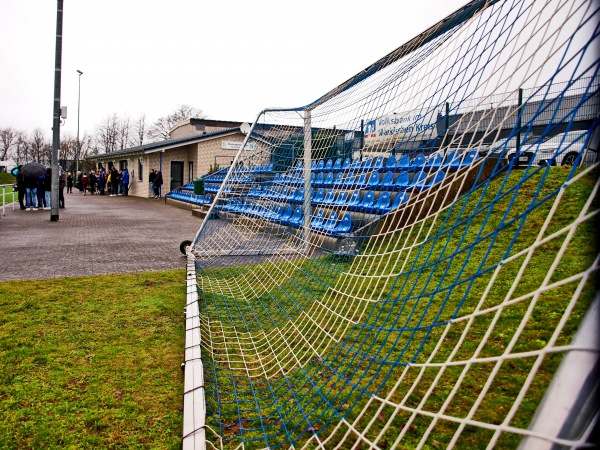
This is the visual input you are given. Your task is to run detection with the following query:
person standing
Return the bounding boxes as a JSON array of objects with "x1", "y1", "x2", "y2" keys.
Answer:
[
  {"x1": 154, "y1": 171, "x2": 163, "y2": 198},
  {"x1": 89, "y1": 171, "x2": 97, "y2": 195},
  {"x1": 43, "y1": 168, "x2": 52, "y2": 209},
  {"x1": 121, "y1": 168, "x2": 130, "y2": 196},
  {"x1": 36, "y1": 173, "x2": 45, "y2": 210},
  {"x1": 15, "y1": 166, "x2": 26, "y2": 210},
  {"x1": 110, "y1": 167, "x2": 119, "y2": 197},
  {"x1": 98, "y1": 169, "x2": 106, "y2": 195},
  {"x1": 66, "y1": 172, "x2": 73, "y2": 193},
  {"x1": 81, "y1": 172, "x2": 89, "y2": 195},
  {"x1": 148, "y1": 169, "x2": 156, "y2": 198},
  {"x1": 59, "y1": 172, "x2": 66, "y2": 208},
  {"x1": 24, "y1": 175, "x2": 37, "y2": 210}
]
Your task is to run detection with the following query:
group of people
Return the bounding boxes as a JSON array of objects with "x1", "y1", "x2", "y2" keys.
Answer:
[
  {"x1": 16, "y1": 165, "x2": 165, "y2": 208},
  {"x1": 148, "y1": 169, "x2": 164, "y2": 199},
  {"x1": 74, "y1": 167, "x2": 130, "y2": 196},
  {"x1": 15, "y1": 167, "x2": 66, "y2": 210}
]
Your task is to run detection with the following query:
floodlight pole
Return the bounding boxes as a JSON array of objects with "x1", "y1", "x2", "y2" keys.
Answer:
[
  {"x1": 50, "y1": 0, "x2": 64, "y2": 222},
  {"x1": 76, "y1": 69, "x2": 83, "y2": 176}
]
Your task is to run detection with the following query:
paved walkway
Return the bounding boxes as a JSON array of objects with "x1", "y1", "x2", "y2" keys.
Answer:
[{"x1": 0, "y1": 192, "x2": 202, "y2": 281}]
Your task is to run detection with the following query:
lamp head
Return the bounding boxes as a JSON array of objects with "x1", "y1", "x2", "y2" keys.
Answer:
[{"x1": 77, "y1": 70, "x2": 83, "y2": 75}]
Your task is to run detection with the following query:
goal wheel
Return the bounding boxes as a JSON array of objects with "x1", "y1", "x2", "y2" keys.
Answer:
[{"x1": 180, "y1": 240, "x2": 193, "y2": 255}]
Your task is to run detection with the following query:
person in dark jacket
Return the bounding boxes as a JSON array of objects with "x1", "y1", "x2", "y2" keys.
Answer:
[
  {"x1": 59, "y1": 172, "x2": 66, "y2": 208},
  {"x1": 88, "y1": 171, "x2": 97, "y2": 195},
  {"x1": 148, "y1": 169, "x2": 156, "y2": 198},
  {"x1": 24, "y1": 175, "x2": 38, "y2": 210},
  {"x1": 110, "y1": 167, "x2": 119, "y2": 196},
  {"x1": 43, "y1": 168, "x2": 51, "y2": 209},
  {"x1": 121, "y1": 168, "x2": 130, "y2": 196},
  {"x1": 154, "y1": 171, "x2": 163, "y2": 198},
  {"x1": 15, "y1": 166, "x2": 26, "y2": 210},
  {"x1": 66, "y1": 172, "x2": 73, "y2": 193}
]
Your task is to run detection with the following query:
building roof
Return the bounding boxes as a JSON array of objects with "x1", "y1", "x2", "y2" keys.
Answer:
[{"x1": 87, "y1": 126, "x2": 242, "y2": 161}]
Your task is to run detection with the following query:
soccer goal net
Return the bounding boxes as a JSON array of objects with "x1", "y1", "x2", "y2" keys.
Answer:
[{"x1": 183, "y1": 0, "x2": 600, "y2": 448}]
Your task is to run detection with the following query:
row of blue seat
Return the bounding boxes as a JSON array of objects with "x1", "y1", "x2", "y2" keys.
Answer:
[
  {"x1": 290, "y1": 151, "x2": 477, "y2": 174},
  {"x1": 273, "y1": 168, "x2": 446, "y2": 190},
  {"x1": 223, "y1": 186, "x2": 409, "y2": 217},
  {"x1": 167, "y1": 190, "x2": 212, "y2": 205},
  {"x1": 221, "y1": 201, "x2": 353, "y2": 236}
]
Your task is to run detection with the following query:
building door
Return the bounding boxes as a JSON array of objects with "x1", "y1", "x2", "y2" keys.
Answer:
[{"x1": 170, "y1": 161, "x2": 184, "y2": 191}]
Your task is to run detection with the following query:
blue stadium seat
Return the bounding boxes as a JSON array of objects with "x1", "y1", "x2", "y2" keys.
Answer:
[
  {"x1": 397, "y1": 155, "x2": 411, "y2": 170},
  {"x1": 333, "y1": 172, "x2": 344, "y2": 186},
  {"x1": 354, "y1": 173, "x2": 368, "y2": 188},
  {"x1": 394, "y1": 171, "x2": 411, "y2": 190},
  {"x1": 413, "y1": 170, "x2": 446, "y2": 190},
  {"x1": 388, "y1": 192, "x2": 409, "y2": 211},
  {"x1": 322, "y1": 172, "x2": 334, "y2": 187},
  {"x1": 269, "y1": 204, "x2": 284, "y2": 222},
  {"x1": 318, "y1": 210, "x2": 339, "y2": 234},
  {"x1": 342, "y1": 158, "x2": 351, "y2": 170},
  {"x1": 350, "y1": 157, "x2": 362, "y2": 169},
  {"x1": 288, "y1": 207, "x2": 304, "y2": 228},
  {"x1": 424, "y1": 152, "x2": 443, "y2": 170},
  {"x1": 286, "y1": 188, "x2": 298, "y2": 202},
  {"x1": 373, "y1": 155, "x2": 384, "y2": 171},
  {"x1": 372, "y1": 191, "x2": 391, "y2": 214},
  {"x1": 333, "y1": 213, "x2": 352, "y2": 235},
  {"x1": 346, "y1": 190, "x2": 362, "y2": 208},
  {"x1": 317, "y1": 160, "x2": 325, "y2": 171},
  {"x1": 311, "y1": 209, "x2": 325, "y2": 230},
  {"x1": 324, "y1": 159, "x2": 334, "y2": 171},
  {"x1": 277, "y1": 205, "x2": 293, "y2": 223},
  {"x1": 332, "y1": 158, "x2": 342, "y2": 172},
  {"x1": 321, "y1": 189, "x2": 336, "y2": 205},
  {"x1": 385, "y1": 155, "x2": 397, "y2": 171},
  {"x1": 313, "y1": 188, "x2": 325, "y2": 204},
  {"x1": 314, "y1": 172, "x2": 325, "y2": 186},
  {"x1": 333, "y1": 190, "x2": 348, "y2": 205},
  {"x1": 367, "y1": 172, "x2": 380, "y2": 189},
  {"x1": 361, "y1": 158, "x2": 373, "y2": 171},
  {"x1": 378, "y1": 171, "x2": 395, "y2": 190},
  {"x1": 355, "y1": 190, "x2": 375, "y2": 212},
  {"x1": 410, "y1": 153, "x2": 426, "y2": 171},
  {"x1": 443, "y1": 151, "x2": 462, "y2": 170}
]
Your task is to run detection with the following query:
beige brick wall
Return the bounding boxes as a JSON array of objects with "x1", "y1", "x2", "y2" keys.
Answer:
[{"x1": 89, "y1": 131, "x2": 247, "y2": 198}]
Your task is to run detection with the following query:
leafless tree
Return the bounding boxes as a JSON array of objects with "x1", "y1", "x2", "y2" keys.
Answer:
[
  {"x1": 147, "y1": 104, "x2": 205, "y2": 141},
  {"x1": 0, "y1": 127, "x2": 17, "y2": 161},
  {"x1": 96, "y1": 114, "x2": 120, "y2": 153},
  {"x1": 14, "y1": 131, "x2": 29, "y2": 164},
  {"x1": 30, "y1": 128, "x2": 51, "y2": 164},
  {"x1": 133, "y1": 113, "x2": 146, "y2": 147}
]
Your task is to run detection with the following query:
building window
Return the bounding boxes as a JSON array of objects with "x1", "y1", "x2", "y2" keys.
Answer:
[
  {"x1": 188, "y1": 161, "x2": 194, "y2": 182},
  {"x1": 119, "y1": 160, "x2": 128, "y2": 170},
  {"x1": 138, "y1": 159, "x2": 143, "y2": 181}
]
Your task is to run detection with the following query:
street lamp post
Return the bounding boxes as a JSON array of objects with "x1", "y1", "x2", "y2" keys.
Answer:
[
  {"x1": 50, "y1": 0, "x2": 64, "y2": 222},
  {"x1": 76, "y1": 70, "x2": 83, "y2": 176}
]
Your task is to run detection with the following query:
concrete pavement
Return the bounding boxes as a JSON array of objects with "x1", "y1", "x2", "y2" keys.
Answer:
[{"x1": 0, "y1": 192, "x2": 202, "y2": 281}]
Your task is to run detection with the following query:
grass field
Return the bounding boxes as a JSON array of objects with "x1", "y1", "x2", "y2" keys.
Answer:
[
  {"x1": 0, "y1": 172, "x2": 16, "y2": 207},
  {"x1": 0, "y1": 271, "x2": 186, "y2": 449},
  {"x1": 195, "y1": 165, "x2": 599, "y2": 449},
  {"x1": 0, "y1": 166, "x2": 597, "y2": 449}
]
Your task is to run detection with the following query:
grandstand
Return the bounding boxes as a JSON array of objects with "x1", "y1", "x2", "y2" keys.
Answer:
[{"x1": 181, "y1": 0, "x2": 599, "y2": 449}]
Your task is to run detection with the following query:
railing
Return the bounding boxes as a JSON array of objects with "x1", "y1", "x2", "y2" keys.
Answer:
[{"x1": 0, "y1": 183, "x2": 16, "y2": 216}]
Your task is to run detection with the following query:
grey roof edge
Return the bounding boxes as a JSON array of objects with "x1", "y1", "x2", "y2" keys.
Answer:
[{"x1": 87, "y1": 127, "x2": 242, "y2": 161}]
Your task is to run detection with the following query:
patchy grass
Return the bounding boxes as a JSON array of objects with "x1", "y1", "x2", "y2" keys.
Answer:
[
  {"x1": 0, "y1": 270, "x2": 186, "y2": 449},
  {"x1": 196, "y1": 166, "x2": 599, "y2": 449}
]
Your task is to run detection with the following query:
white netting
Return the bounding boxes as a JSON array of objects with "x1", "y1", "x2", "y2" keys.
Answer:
[{"x1": 183, "y1": 0, "x2": 600, "y2": 448}]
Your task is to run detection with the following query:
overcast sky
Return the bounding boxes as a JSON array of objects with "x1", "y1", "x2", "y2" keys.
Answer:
[{"x1": 0, "y1": 0, "x2": 468, "y2": 140}]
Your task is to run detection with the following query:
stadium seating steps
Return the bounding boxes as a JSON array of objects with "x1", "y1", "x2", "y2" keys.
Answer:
[{"x1": 168, "y1": 151, "x2": 479, "y2": 237}]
